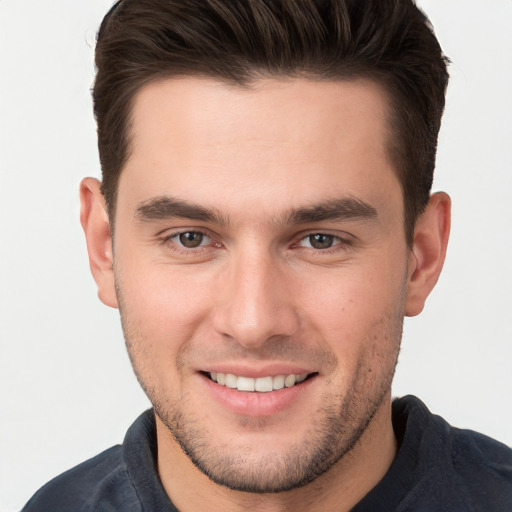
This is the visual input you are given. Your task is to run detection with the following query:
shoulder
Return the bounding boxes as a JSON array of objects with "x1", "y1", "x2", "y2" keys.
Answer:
[
  {"x1": 394, "y1": 395, "x2": 512, "y2": 509},
  {"x1": 21, "y1": 445, "x2": 141, "y2": 512},
  {"x1": 447, "y1": 423, "x2": 512, "y2": 499},
  {"x1": 396, "y1": 395, "x2": 512, "y2": 467}
]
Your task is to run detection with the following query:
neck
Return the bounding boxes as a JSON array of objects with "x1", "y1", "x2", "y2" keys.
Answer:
[{"x1": 156, "y1": 396, "x2": 397, "y2": 512}]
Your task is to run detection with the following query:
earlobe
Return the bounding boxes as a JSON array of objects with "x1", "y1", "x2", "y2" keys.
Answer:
[
  {"x1": 405, "y1": 192, "x2": 451, "y2": 317},
  {"x1": 80, "y1": 177, "x2": 118, "y2": 308}
]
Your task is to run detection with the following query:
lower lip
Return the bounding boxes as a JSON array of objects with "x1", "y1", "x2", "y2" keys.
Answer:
[{"x1": 201, "y1": 374, "x2": 315, "y2": 417}]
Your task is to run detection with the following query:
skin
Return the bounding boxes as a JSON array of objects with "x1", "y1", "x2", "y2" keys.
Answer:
[{"x1": 81, "y1": 77, "x2": 450, "y2": 512}]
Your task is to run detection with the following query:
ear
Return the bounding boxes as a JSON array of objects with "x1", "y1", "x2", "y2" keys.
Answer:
[
  {"x1": 80, "y1": 177, "x2": 118, "y2": 308},
  {"x1": 405, "y1": 192, "x2": 451, "y2": 317}
]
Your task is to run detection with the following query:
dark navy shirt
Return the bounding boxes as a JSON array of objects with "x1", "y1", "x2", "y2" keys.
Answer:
[{"x1": 22, "y1": 396, "x2": 512, "y2": 511}]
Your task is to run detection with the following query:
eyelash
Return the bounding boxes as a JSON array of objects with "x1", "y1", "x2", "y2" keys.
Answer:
[
  {"x1": 160, "y1": 230, "x2": 218, "y2": 254},
  {"x1": 295, "y1": 233, "x2": 353, "y2": 253},
  {"x1": 159, "y1": 230, "x2": 353, "y2": 255}
]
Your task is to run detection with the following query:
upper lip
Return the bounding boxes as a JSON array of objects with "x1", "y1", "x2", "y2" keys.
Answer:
[{"x1": 199, "y1": 363, "x2": 316, "y2": 378}]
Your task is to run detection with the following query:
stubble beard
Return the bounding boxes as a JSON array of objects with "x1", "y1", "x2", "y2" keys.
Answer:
[
  {"x1": 157, "y1": 371, "x2": 394, "y2": 494},
  {"x1": 117, "y1": 282, "x2": 403, "y2": 494},
  {"x1": 124, "y1": 336, "x2": 401, "y2": 493}
]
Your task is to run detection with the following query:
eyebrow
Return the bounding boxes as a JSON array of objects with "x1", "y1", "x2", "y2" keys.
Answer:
[
  {"x1": 136, "y1": 196, "x2": 228, "y2": 225},
  {"x1": 135, "y1": 195, "x2": 378, "y2": 226},
  {"x1": 285, "y1": 197, "x2": 378, "y2": 224}
]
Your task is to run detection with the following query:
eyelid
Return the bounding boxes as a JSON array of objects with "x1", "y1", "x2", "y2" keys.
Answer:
[
  {"x1": 157, "y1": 227, "x2": 354, "y2": 254},
  {"x1": 159, "y1": 227, "x2": 221, "y2": 253},
  {"x1": 168, "y1": 231, "x2": 211, "y2": 247},
  {"x1": 158, "y1": 225, "x2": 214, "y2": 240},
  {"x1": 293, "y1": 230, "x2": 355, "y2": 251},
  {"x1": 297, "y1": 233, "x2": 342, "y2": 247},
  {"x1": 295, "y1": 228, "x2": 353, "y2": 241}
]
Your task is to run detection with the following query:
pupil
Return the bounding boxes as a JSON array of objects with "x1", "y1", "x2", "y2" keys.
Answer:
[
  {"x1": 310, "y1": 234, "x2": 333, "y2": 249},
  {"x1": 179, "y1": 232, "x2": 204, "y2": 248}
]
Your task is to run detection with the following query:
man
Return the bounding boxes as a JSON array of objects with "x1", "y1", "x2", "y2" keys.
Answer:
[{"x1": 22, "y1": 0, "x2": 512, "y2": 510}]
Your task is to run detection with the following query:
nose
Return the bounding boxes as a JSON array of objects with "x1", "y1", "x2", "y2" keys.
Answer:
[{"x1": 212, "y1": 249, "x2": 300, "y2": 349}]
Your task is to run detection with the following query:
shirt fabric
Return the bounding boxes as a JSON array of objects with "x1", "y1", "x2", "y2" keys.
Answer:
[{"x1": 22, "y1": 395, "x2": 512, "y2": 511}]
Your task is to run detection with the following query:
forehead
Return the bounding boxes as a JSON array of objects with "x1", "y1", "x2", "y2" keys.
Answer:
[{"x1": 119, "y1": 77, "x2": 401, "y2": 221}]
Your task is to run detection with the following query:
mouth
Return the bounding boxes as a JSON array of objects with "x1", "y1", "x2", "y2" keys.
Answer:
[{"x1": 205, "y1": 371, "x2": 316, "y2": 392}]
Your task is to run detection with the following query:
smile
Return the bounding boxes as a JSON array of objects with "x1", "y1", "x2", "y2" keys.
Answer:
[{"x1": 208, "y1": 372, "x2": 311, "y2": 392}]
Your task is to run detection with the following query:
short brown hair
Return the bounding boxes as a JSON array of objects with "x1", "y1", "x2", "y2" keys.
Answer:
[{"x1": 93, "y1": 0, "x2": 449, "y2": 243}]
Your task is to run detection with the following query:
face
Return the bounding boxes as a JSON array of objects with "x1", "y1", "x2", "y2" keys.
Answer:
[{"x1": 107, "y1": 78, "x2": 411, "y2": 492}]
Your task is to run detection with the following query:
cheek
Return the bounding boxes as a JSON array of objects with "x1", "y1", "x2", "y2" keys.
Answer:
[
  {"x1": 297, "y1": 260, "x2": 407, "y2": 350},
  {"x1": 115, "y1": 262, "x2": 217, "y2": 388},
  {"x1": 120, "y1": 259, "x2": 214, "y2": 327}
]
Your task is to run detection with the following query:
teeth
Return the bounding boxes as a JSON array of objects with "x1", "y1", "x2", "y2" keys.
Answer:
[
  {"x1": 209, "y1": 372, "x2": 310, "y2": 392},
  {"x1": 237, "y1": 376, "x2": 255, "y2": 392},
  {"x1": 225, "y1": 374, "x2": 237, "y2": 389},
  {"x1": 255, "y1": 376, "x2": 273, "y2": 392},
  {"x1": 284, "y1": 374, "x2": 296, "y2": 387},
  {"x1": 273, "y1": 375, "x2": 285, "y2": 390}
]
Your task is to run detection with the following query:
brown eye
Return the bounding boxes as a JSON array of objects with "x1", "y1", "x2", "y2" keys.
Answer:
[
  {"x1": 308, "y1": 234, "x2": 335, "y2": 249},
  {"x1": 177, "y1": 232, "x2": 207, "y2": 248}
]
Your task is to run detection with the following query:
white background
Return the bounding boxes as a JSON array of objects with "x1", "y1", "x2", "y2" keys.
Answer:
[{"x1": 1, "y1": 1, "x2": 511, "y2": 510}]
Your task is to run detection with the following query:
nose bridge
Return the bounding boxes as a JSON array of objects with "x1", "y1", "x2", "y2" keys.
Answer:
[{"x1": 212, "y1": 244, "x2": 298, "y2": 347}]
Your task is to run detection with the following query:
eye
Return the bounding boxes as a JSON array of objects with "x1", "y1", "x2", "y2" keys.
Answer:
[
  {"x1": 299, "y1": 233, "x2": 341, "y2": 250},
  {"x1": 171, "y1": 231, "x2": 211, "y2": 248}
]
